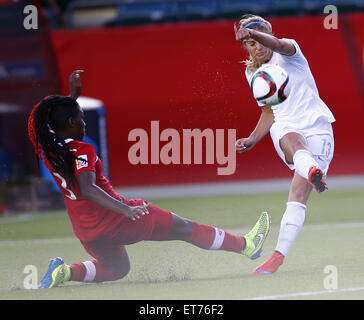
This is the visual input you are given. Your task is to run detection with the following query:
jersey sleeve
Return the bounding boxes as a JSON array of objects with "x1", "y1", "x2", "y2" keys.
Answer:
[
  {"x1": 280, "y1": 39, "x2": 307, "y2": 67},
  {"x1": 72, "y1": 143, "x2": 97, "y2": 175}
]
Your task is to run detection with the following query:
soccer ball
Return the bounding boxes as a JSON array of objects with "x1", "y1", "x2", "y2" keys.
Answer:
[{"x1": 250, "y1": 64, "x2": 291, "y2": 106}]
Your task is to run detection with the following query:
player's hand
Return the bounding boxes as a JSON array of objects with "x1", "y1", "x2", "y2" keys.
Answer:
[
  {"x1": 234, "y1": 23, "x2": 251, "y2": 42},
  {"x1": 69, "y1": 70, "x2": 84, "y2": 100},
  {"x1": 235, "y1": 138, "x2": 254, "y2": 154},
  {"x1": 124, "y1": 202, "x2": 150, "y2": 221}
]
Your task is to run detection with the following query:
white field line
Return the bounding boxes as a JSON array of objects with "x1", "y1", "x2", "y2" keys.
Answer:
[
  {"x1": 0, "y1": 212, "x2": 67, "y2": 224},
  {"x1": 231, "y1": 221, "x2": 364, "y2": 234},
  {"x1": 0, "y1": 237, "x2": 75, "y2": 247},
  {"x1": 247, "y1": 286, "x2": 364, "y2": 300},
  {"x1": 301, "y1": 221, "x2": 364, "y2": 231},
  {"x1": 1, "y1": 221, "x2": 364, "y2": 247}
]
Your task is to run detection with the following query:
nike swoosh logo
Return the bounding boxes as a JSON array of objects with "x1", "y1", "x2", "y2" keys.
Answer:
[
  {"x1": 256, "y1": 233, "x2": 265, "y2": 248},
  {"x1": 286, "y1": 223, "x2": 299, "y2": 227},
  {"x1": 58, "y1": 265, "x2": 64, "y2": 275}
]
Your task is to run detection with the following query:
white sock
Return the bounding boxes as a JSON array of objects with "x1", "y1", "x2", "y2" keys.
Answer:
[
  {"x1": 275, "y1": 201, "x2": 306, "y2": 256},
  {"x1": 209, "y1": 227, "x2": 226, "y2": 250},
  {"x1": 293, "y1": 149, "x2": 318, "y2": 180},
  {"x1": 82, "y1": 260, "x2": 96, "y2": 282}
]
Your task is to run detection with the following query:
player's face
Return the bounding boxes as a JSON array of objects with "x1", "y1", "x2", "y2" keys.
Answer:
[
  {"x1": 73, "y1": 109, "x2": 86, "y2": 141},
  {"x1": 244, "y1": 38, "x2": 272, "y2": 64}
]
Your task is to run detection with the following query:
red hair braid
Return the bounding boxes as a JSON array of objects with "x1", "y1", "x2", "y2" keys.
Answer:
[{"x1": 27, "y1": 95, "x2": 52, "y2": 159}]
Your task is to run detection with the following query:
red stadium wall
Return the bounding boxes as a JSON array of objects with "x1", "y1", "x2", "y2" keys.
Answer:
[{"x1": 50, "y1": 13, "x2": 364, "y2": 187}]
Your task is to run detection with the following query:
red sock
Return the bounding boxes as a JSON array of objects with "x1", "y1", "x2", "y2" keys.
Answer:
[
  {"x1": 70, "y1": 262, "x2": 86, "y2": 281},
  {"x1": 187, "y1": 222, "x2": 245, "y2": 253},
  {"x1": 221, "y1": 232, "x2": 246, "y2": 253},
  {"x1": 70, "y1": 260, "x2": 115, "y2": 282}
]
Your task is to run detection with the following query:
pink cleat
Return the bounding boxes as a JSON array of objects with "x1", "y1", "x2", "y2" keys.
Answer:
[
  {"x1": 308, "y1": 166, "x2": 327, "y2": 193},
  {"x1": 254, "y1": 251, "x2": 285, "y2": 274}
]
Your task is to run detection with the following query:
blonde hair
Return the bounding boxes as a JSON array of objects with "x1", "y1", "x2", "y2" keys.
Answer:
[{"x1": 238, "y1": 14, "x2": 273, "y2": 74}]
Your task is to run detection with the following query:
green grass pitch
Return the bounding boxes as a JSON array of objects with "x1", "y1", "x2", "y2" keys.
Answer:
[{"x1": 1, "y1": 188, "x2": 364, "y2": 300}]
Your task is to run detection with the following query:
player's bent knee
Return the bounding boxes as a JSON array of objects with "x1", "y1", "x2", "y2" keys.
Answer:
[
  {"x1": 110, "y1": 259, "x2": 130, "y2": 280},
  {"x1": 112, "y1": 264, "x2": 130, "y2": 280},
  {"x1": 110, "y1": 247, "x2": 130, "y2": 280}
]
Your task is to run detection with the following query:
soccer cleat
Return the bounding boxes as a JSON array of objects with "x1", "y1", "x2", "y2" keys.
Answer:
[
  {"x1": 38, "y1": 257, "x2": 71, "y2": 289},
  {"x1": 254, "y1": 251, "x2": 285, "y2": 274},
  {"x1": 243, "y1": 211, "x2": 271, "y2": 259},
  {"x1": 308, "y1": 166, "x2": 327, "y2": 193}
]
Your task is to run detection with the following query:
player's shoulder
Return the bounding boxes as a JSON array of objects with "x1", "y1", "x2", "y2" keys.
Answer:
[
  {"x1": 66, "y1": 139, "x2": 95, "y2": 153},
  {"x1": 281, "y1": 38, "x2": 305, "y2": 59}
]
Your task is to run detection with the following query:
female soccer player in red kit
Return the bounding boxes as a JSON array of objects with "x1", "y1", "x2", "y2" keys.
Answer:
[{"x1": 29, "y1": 70, "x2": 270, "y2": 288}]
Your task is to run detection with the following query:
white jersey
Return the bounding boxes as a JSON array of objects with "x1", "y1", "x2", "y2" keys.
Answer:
[{"x1": 245, "y1": 39, "x2": 335, "y2": 131}]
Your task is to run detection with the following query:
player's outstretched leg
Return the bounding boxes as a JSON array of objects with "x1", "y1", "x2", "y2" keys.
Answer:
[
  {"x1": 242, "y1": 211, "x2": 271, "y2": 259},
  {"x1": 38, "y1": 257, "x2": 71, "y2": 289},
  {"x1": 162, "y1": 211, "x2": 270, "y2": 258}
]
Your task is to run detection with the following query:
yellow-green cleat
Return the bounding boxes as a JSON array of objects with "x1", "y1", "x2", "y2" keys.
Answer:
[
  {"x1": 38, "y1": 257, "x2": 71, "y2": 289},
  {"x1": 242, "y1": 211, "x2": 271, "y2": 260}
]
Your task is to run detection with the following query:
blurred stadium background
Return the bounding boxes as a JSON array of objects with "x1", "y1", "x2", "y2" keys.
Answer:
[
  {"x1": 0, "y1": 0, "x2": 364, "y2": 208},
  {"x1": 1, "y1": 0, "x2": 364, "y2": 301},
  {"x1": 0, "y1": 0, "x2": 363, "y2": 213}
]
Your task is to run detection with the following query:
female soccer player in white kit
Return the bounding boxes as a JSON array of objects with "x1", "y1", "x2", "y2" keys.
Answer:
[{"x1": 234, "y1": 14, "x2": 335, "y2": 274}]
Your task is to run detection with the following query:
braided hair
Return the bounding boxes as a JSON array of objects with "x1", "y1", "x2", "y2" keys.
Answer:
[{"x1": 28, "y1": 95, "x2": 82, "y2": 184}]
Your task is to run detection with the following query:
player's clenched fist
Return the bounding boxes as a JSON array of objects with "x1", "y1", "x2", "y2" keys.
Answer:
[
  {"x1": 235, "y1": 138, "x2": 255, "y2": 154},
  {"x1": 234, "y1": 23, "x2": 252, "y2": 42},
  {"x1": 69, "y1": 70, "x2": 84, "y2": 100}
]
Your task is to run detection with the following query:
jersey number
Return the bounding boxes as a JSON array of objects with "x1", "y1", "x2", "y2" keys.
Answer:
[{"x1": 52, "y1": 172, "x2": 77, "y2": 200}]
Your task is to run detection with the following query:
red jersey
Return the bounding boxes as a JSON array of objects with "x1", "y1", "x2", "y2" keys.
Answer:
[{"x1": 43, "y1": 139, "x2": 126, "y2": 242}]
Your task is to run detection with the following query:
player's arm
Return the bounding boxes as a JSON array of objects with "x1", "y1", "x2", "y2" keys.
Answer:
[
  {"x1": 69, "y1": 70, "x2": 84, "y2": 100},
  {"x1": 236, "y1": 106, "x2": 274, "y2": 153},
  {"x1": 235, "y1": 27, "x2": 296, "y2": 56},
  {"x1": 76, "y1": 170, "x2": 149, "y2": 220}
]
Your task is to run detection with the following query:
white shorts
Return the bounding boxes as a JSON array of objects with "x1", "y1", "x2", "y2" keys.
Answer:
[{"x1": 270, "y1": 118, "x2": 334, "y2": 176}]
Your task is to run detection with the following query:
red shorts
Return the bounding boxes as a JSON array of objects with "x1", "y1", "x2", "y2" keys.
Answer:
[{"x1": 80, "y1": 198, "x2": 173, "y2": 264}]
